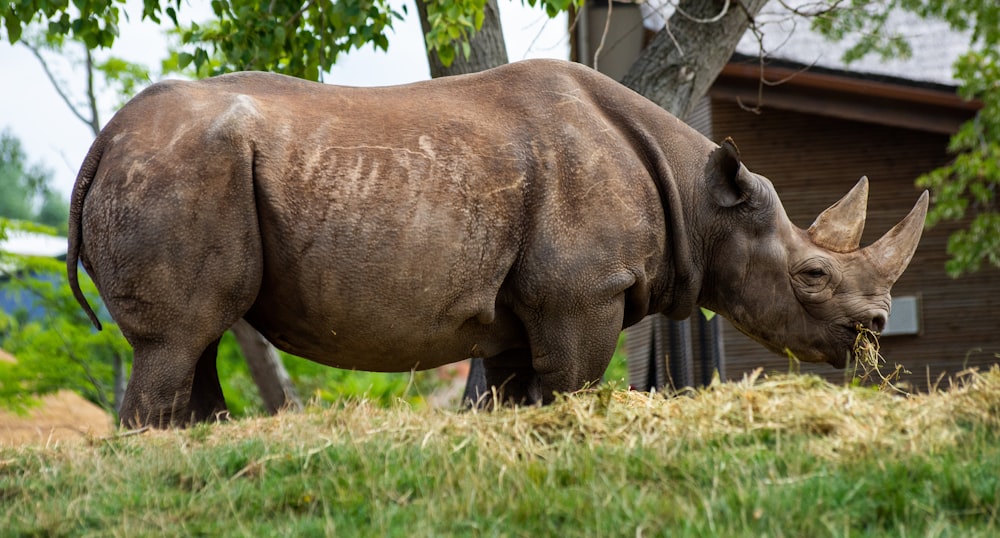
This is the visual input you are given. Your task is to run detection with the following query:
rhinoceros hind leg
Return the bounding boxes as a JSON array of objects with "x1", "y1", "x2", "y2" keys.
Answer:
[
  {"x1": 188, "y1": 338, "x2": 228, "y2": 423},
  {"x1": 119, "y1": 337, "x2": 229, "y2": 429}
]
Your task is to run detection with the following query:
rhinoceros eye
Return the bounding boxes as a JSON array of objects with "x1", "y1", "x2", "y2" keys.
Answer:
[
  {"x1": 792, "y1": 260, "x2": 833, "y2": 290},
  {"x1": 791, "y1": 259, "x2": 837, "y2": 303},
  {"x1": 803, "y1": 268, "x2": 827, "y2": 279}
]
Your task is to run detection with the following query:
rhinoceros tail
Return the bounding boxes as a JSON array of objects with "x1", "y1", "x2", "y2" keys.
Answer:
[{"x1": 66, "y1": 135, "x2": 106, "y2": 331}]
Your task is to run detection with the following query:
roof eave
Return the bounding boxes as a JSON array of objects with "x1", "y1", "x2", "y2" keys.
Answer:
[{"x1": 711, "y1": 61, "x2": 982, "y2": 135}]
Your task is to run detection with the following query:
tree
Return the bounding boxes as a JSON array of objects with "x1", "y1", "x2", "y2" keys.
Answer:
[
  {"x1": 0, "y1": 129, "x2": 68, "y2": 234},
  {"x1": 1, "y1": 0, "x2": 561, "y2": 76},
  {"x1": 0, "y1": 129, "x2": 125, "y2": 416},
  {"x1": 0, "y1": 252, "x2": 132, "y2": 415},
  {"x1": 417, "y1": 0, "x2": 508, "y2": 78},
  {"x1": 622, "y1": 0, "x2": 767, "y2": 118},
  {"x1": 18, "y1": 27, "x2": 151, "y2": 136},
  {"x1": 907, "y1": 1, "x2": 1000, "y2": 276},
  {"x1": 795, "y1": 0, "x2": 1000, "y2": 277},
  {"x1": 0, "y1": 141, "x2": 120, "y2": 417}
]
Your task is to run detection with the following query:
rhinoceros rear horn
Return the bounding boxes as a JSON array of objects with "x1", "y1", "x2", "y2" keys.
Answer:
[
  {"x1": 864, "y1": 190, "x2": 930, "y2": 283},
  {"x1": 808, "y1": 177, "x2": 869, "y2": 252}
]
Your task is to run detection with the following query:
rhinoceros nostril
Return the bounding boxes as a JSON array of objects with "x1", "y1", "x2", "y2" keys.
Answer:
[{"x1": 869, "y1": 313, "x2": 887, "y2": 334}]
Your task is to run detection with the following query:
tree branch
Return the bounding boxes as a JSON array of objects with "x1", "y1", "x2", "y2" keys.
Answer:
[
  {"x1": 672, "y1": 0, "x2": 731, "y2": 24},
  {"x1": 84, "y1": 47, "x2": 101, "y2": 136},
  {"x1": 22, "y1": 42, "x2": 98, "y2": 134},
  {"x1": 621, "y1": 0, "x2": 770, "y2": 119}
]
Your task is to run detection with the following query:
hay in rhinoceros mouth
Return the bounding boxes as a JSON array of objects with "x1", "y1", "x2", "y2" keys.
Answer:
[{"x1": 852, "y1": 324, "x2": 909, "y2": 395}]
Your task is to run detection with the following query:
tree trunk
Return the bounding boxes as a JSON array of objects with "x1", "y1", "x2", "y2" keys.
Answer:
[
  {"x1": 230, "y1": 318, "x2": 302, "y2": 414},
  {"x1": 416, "y1": 0, "x2": 510, "y2": 406},
  {"x1": 622, "y1": 0, "x2": 769, "y2": 118},
  {"x1": 416, "y1": 0, "x2": 509, "y2": 78},
  {"x1": 113, "y1": 352, "x2": 126, "y2": 412}
]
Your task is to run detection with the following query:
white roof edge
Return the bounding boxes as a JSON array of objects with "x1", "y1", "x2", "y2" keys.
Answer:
[
  {"x1": 733, "y1": 3, "x2": 967, "y2": 86},
  {"x1": 1, "y1": 230, "x2": 68, "y2": 258}
]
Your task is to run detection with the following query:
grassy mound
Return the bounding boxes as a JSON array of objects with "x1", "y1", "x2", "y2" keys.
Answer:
[{"x1": 3, "y1": 368, "x2": 999, "y2": 536}]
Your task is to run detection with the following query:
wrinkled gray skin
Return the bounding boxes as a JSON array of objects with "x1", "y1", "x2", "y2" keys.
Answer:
[{"x1": 67, "y1": 60, "x2": 928, "y2": 428}]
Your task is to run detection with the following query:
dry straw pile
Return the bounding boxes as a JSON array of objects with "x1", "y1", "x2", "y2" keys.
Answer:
[
  {"x1": 851, "y1": 325, "x2": 908, "y2": 394},
  {"x1": 138, "y1": 365, "x2": 1000, "y2": 468}
]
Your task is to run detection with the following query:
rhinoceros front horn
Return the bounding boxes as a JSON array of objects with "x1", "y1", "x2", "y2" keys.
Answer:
[
  {"x1": 864, "y1": 190, "x2": 930, "y2": 283},
  {"x1": 808, "y1": 177, "x2": 869, "y2": 252}
]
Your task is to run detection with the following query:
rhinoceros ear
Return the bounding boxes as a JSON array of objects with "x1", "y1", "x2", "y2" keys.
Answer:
[
  {"x1": 808, "y1": 177, "x2": 869, "y2": 252},
  {"x1": 707, "y1": 137, "x2": 753, "y2": 208},
  {"x1": 864, "y1": 190, "x2": 929, "y2": 283}
]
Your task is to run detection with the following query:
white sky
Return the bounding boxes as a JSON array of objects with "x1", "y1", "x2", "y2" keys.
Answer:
[
  {"x1": 0, "y1": 0, "x2": 569, "y2": 199},
  {"x1": 1, "y1": 0, "x2": 965, "y2": 203}
]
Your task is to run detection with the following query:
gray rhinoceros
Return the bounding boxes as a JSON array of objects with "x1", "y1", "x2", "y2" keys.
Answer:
[{"x1": 67, "y1": 59, "x2": 927, "y2": 428}]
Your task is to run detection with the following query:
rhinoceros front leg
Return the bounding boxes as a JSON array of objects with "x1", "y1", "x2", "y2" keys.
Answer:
[
  {"x1": 502, "y1": 296, "x2": 624, "y2": 405},
  {"x1": 482, "y1": 349, "x2": 543, "y2": 406}
]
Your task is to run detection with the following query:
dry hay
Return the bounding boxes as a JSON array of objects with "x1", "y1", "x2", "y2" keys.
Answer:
[
  {"x1": 851, "y1": 324, "x2": 908, "y2": 394},
  {"x1": 493, "y1": 367, "x2": 1000, "y2": 461},
  {"x1": 129, "y1": 366, "x2": 1000, "y2": 470},
  {"x1": 0, "y1": 390, "x2": 114, "y2": 447}
]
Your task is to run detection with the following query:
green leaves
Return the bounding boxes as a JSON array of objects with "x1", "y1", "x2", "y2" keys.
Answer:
[
  {"x1": 422, "y1": 0, "x2": 579, "y2": 67},
  {"x1": 0, "y1": 235, "x2": 130, "y2": 415},
  {"x1": 94, "y1": 54, "x2": 152, "y2": 109},
  {"x1": 423, "y1": 0, "x2": 485, "y2": 67},
  {"x1": 916, "y1": 44, "x2": 1000, "y2": 276},
  {"x1": 2, "y1": 0, "x2": 126, "y2": 48},
  {"x1": 0, "y1": 130, "x2": 66, "y2": 233},
  {"x1": 942, "y1": 214, "x2": 1000, "y2": 277},
  {"x1": 814, "y1": 1, "x2": 1000, "y2": 277},
  {"x1": 917, "y1": 132, "x2": 1000, "y2": 277},
  {"x1": 523, "y1": 0, "x2": 576, "y2": 18},
  {"x1": 3, "y1": 0, "x2": 583, "y2": 78},
  {"x1": 171, "y1": 0, "x2": 402, "y2": 80},
  {"x1": 809, "y1": 2, "x2": 914, "y2": 65}
]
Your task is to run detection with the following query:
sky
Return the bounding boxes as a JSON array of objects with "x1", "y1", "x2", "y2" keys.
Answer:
[
  {"x1": 1, "y1": 1, "x2": 966, "y2": 202},
  {"x1": 0, "y1": 0, "x2": 570, "y2": 199}
]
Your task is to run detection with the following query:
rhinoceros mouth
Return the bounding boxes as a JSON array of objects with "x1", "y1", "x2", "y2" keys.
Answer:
[
  {"x1": 731, "y1": 320, "x2": 854, "y2": 368},
  {"x1": 783, "y1": 325, "x2": 854, "y2": 368},
  {"x1": 827, "y1": 349, "x2": 850, "y2": 369},
  {"x1": 823, "y1": 325, "x2": 859, "y2": 369}
]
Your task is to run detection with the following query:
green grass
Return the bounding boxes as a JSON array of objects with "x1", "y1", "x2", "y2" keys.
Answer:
[
  {"x1": 3, "y1": 369, "x2": 1000, "y2": 537},
  {"x1": 216, "y1": 331, "x2": 630, "y2": 417}
]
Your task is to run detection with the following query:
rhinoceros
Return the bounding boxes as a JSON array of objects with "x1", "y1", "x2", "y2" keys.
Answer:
[{"x1": 67, "y1": 59, "x2": 928, "y2": 428}]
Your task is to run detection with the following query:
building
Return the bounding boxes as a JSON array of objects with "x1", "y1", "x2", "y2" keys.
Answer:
[
  {"x1": 0, "y1": 230, "x2": 68, "y2": 318},
  {"x1": 706, "y1": 55, "x2": 996, "y2": 391},
  {"x1": 576, "y1": 3, "x2": 1000, "y2": 390}
]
